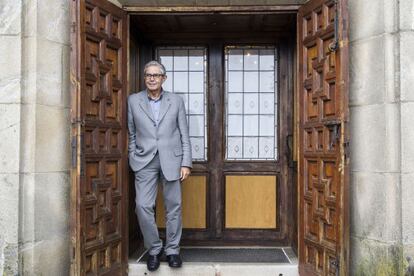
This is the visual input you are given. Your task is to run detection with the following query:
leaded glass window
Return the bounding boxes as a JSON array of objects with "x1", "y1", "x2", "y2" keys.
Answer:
[
  {"x1": 157, "y1": 47, "x2": 208, "y2": 161},
  {"x1": 225, "y1": 46, "x2": 278, "y2": 160}
]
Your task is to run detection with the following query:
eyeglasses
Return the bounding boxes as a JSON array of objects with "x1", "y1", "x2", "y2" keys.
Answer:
[{"x1": 144, "y1": 73, "x2": 164, "y2": 79}]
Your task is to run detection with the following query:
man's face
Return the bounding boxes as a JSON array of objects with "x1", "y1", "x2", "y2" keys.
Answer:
[{"x1": 144, "y1": 65, "x2": 166, "y2": 92}]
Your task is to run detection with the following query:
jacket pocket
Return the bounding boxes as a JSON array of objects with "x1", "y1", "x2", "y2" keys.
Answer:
[{"x1": 174, "y1": 147, "x2": 183, "y2": 156}]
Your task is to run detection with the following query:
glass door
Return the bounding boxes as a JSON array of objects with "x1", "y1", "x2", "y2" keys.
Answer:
[{"x1": 153, "y1": 44, "x2": 291, "y2": 244}]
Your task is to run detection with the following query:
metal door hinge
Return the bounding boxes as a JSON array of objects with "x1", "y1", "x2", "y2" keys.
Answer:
[
  {"x1": 71, "y1": 22, "x2": 76, "y2": 33},
  {"x1": 329, "y1": 124, "x2": 341, "y2": 149},
  {"x1": 328, "y1": 0, "x2": 339, "y2": 52},
  {"x1": 80, "y1": 133, "x2": 85, "y2": 177},
  {"x1": 71, "y1": 136, "x2": 77, "y2": 168},
  {"x1": 344, "y1": 141, "x2": 350, "y2": 160},
  {"x1": 286, "y1": 134, "x2": 295, "y2": 168},
  {"x1": 71, "y1": 118, "x2": 85, "y2": 126},
  {"x1": 330, "y1": 258, "x2": 340, "y2": 276}
]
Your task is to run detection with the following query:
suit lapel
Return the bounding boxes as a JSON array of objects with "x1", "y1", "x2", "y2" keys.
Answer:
[
  {"x1": 138, "y1": 93, "x2": 155, "y2": 123},
  {"x1": 158, "y1": 92, "x2": 172, "y2": 124}
]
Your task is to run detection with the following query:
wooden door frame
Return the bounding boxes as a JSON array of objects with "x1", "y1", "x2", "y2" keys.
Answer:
[
  {"x1": 71, "y1": 2, "x2": 350, "y2": 275},
  {"x1": 127, "y1": 12, "x2": 297, "y2": 246}
]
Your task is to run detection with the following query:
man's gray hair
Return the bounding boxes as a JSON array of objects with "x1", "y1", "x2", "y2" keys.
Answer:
[{"x1": 144, "y1": 60, "x2": 166, "y2": 75}]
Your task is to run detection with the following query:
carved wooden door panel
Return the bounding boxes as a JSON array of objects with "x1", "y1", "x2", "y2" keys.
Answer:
[
  {"x1": 70, "y1": 0, "x2": 128, "y2": 275},
  {"x1": 298, "y1": 0, "x2": 349, "y2": 275}
]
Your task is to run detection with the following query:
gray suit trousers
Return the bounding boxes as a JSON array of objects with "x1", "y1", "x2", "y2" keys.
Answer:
[{"x1": 134, "y1": 152, "x2": 182, "y2": 256}]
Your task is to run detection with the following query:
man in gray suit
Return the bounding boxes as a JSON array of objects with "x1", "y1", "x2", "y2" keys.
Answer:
[{"x1": 128, "y1": 60, "x2": 192, "y2": 271}]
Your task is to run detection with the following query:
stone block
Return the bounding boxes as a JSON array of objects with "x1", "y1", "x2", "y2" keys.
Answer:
[
  {"x1": 0, "y1": 174, "x2": 19, "y2": 243},
  {"x1": 351, "y1": 172, "x2": 401, "y2": 242},
  {"x1": 21, "y1": 37, "x2": 38, "y2": 105},
  {"x1": 0, "y1": 77, "x2": 21, "y2": 105},
  {"x1": 349, "y1": 36, "x2": 386, "y2": 106},
  {"x1": 402, "y1": 173, "x2": 414, "y2": 245},
  {"x1": 20, "y1": 173, "x2": 35, "y2": 243},
  {"x1": 0, "y1": 104, "x2": 20, "y2": 173},
  {"x1": 37, "y1": 0, "x2": 70, "y2": 45},
  {"x1": 405, "y1": 245, "x2": 414, "y2": 270},
  {"x1": 35, "y1": 105, "x2": 70, "y2": 173},
  {"x1": 402, "y1": 102, "x2": 414, "y2": 173},
  {"x1": 350, "y1": 236, "x2": 404, "y2": 276},
  {"x1": 400, "y1": 32, "x2": 414, "y2": 102},
  {"x1": 400, "y1": 0, "x2": 414, "y2": 31},
  {"x1": 0, "y1": 36, "x2": 21, "y2": 104},
  {"x1": 22, "y1": 0, "x2": 37, "y2": 37},
  {"x1": 0, "y1": 173, "x2": 19, "y2": 200},
  {"x1": 19, "y1": 104, "x2": 36, "y2": 173},
  {"x1": 0, "y1": 241, "x2": 18, "y2": 276},
  {"x1": 36, "y1": 40, "x2": 70, "y2": 107},
  {"x1": 348, "y1": 0, "x2": 397, "y2": 42},
  {"x1": 34, "y1": 172, "x2": 70, "y2": 241},
  {"x1": 21, "y1": 237, "x2": 70, "y2": 276},
  {"x1": 350, "y1": 103, "x2": 400, "y2": 173},
  {"x1": 0, "y1": 0, "x2": 21, "y2": 35}
]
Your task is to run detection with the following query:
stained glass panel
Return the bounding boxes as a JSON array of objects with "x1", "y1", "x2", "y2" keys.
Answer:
[
  {"x1": 225, "y1": 46, "x2": 278, "y2": 160},
  {"x1": 158, "y1": 47, "x2": 208, "y2": 161}
]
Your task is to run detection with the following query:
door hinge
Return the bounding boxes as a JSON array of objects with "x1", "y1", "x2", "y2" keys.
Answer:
[
  {"x1": 80, "y1": 133, "x2": 85, "y2": 177},
  {"x1": 329, "y1": 124, "x2": 341, "y2": 149},
  {"x1": 286, "y1": 134, "x2": 296, "y2": 169},
  {"x1": 344, "y1": 141, "x2": 350, "y2": 160},
  {"x1": 71, "y1": 136, "x2": 77, "y2": 168},
  {"x1": 71, "y1": 22, "x2": 76, "y2": 33},
  {"x1": 330, "y1": 258, "x2": 340, "y2": 276},
  {"x1": 328, "y1": 0, "x2": 339, "y2": 52}
]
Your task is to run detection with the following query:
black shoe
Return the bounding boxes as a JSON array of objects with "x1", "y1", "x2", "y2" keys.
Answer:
[
  {"x1": 147, "y1": 249, "x2": 163, "y2": 271},
  {"x1": 166, "y1": 254, "x2": 182, "y2": 268}
]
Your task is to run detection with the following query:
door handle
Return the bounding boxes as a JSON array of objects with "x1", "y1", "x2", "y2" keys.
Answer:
[{"x1": 286, "y1": 134, "x2": 295, "y2": 169}]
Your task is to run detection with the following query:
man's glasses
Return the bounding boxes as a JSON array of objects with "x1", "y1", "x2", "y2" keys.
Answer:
[{"x1": 144, "y1": 73, "x2": 164, "y2": 79}]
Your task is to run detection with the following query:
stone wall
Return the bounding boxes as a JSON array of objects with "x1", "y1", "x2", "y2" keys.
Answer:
[
  {"x1": 349, "y1": 0, "x2": 414, "y2": 275},
  {"x1": 0, "y1": 1, "x2": 22, "y2": 274},
  {"x1": 0, "y1": 0, "x2": 413, "y2": 275},
  {"x1": 0, "y1": 0, "x2": 71, "y2": 275},
  {"x1": 400, "y1": 0, "x2": 414, "y2": 274}
]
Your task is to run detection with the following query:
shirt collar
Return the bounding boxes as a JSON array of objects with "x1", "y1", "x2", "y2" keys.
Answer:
[{"x1": 147, "y1": 89, "x2": 164, "y2": 102}]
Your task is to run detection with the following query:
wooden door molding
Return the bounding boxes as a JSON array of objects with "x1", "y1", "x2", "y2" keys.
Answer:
[
  {"x1": 297, "y1": 0, "x2": 349, "y2": 275},
  {"x1": 70, "y1": 0, "x2": 128, "y2": 274}
]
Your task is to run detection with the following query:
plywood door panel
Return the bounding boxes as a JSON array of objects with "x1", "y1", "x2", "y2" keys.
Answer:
[
  {"x1": 298, "y1": 0, "x2": 349, "y2": 275},
  {"x1": 70, "y1": 0, "x2": 128, "y2": 275},
  {"x1": 225, "y1": 175, "x2": 277, "y2": 229},
  {"x1": 156, "y1": 176, "x2": 207, "y2": 229}
]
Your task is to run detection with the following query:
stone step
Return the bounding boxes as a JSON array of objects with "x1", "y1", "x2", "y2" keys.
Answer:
[
  {"x1": 128, "y1": 262, "x2": 299, "y2": 276},
  {"x1": 128, "y1": 247, "x2": 298, "y2": 276}
]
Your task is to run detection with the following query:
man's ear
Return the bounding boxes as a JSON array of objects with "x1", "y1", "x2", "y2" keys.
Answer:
[{"x1": 161, "y1": 75, "x2": 167, "y2": 84}]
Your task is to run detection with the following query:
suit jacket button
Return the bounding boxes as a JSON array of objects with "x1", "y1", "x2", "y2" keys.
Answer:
[{"x1": 153, "y1": 124, "x2": 156, "y2": 127}]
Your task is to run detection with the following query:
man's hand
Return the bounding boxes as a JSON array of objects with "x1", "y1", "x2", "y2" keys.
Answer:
[{"x1": 180, "y1": 167, "x2": 191, "y2": 181}]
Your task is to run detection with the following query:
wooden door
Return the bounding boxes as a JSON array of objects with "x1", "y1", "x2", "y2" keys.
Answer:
[
  {"x1": 297, "y1": 0, "x2": 349, "y2": 275},
  {"x1": 70, "y1": 0, "x2": 128, "y2": 275},
  {"x1": 151, "y1": 41, "x2": 294, "y2": 245}
]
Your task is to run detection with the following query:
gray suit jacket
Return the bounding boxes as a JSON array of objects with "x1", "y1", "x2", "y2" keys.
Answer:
[{"x1": 127, "y1": 90, "x2": 192, "y2": 181}]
